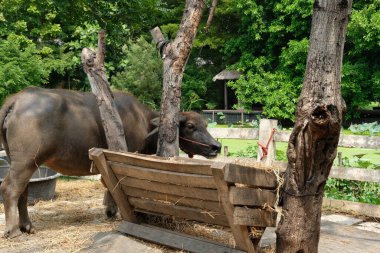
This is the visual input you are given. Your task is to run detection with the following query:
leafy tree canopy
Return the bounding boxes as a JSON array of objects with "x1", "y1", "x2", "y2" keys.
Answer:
[
  {"x1": 213, "y1": 0, "x2": 379, "y2": 120},
  {"x1": 111, "y1": 37, "x2": 162, "y2": 110},
  {"x1": 0, "y1": 0, "x2": 378, "y2": 122}
]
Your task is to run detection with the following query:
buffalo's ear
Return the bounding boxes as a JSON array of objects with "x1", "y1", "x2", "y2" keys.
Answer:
[
  {"x1": 179, "y1": 114, "x2": 187, "y2": 124},
  {"x1": 150, "y1": 117, "x2": 160, "y2": 127}
]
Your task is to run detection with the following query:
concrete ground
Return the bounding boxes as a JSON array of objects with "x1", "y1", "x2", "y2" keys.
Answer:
[{"x1": 83, "y1": 214, "x2": 380, "y2": 253}]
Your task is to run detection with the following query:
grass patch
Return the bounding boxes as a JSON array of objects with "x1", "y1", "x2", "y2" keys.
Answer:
[{"x1": 218, "y1": 139, "x2": 380, "y2": 166}]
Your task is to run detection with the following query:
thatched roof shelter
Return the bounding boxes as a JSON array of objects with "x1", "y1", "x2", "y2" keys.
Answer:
[
  {"x1": 212, "y1": 70, "x2": 241, "y2": 82},
  {"x1": 212, "y1": 70, "x2": 242, "y2": 109}
]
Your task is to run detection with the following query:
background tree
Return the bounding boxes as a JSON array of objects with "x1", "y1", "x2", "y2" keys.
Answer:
[
  {"x1": 1, "y1": 0, "x2": 378, "y2": 124},
  {"x1": 111, "y1": 37, "x2": 163, "y2": 109},
  {"x1": 194, "y1": 0, "x2": 378, "y2": 121},
  {"x1": 0, "y1": 0, "x2": 169, "y2": 92}
]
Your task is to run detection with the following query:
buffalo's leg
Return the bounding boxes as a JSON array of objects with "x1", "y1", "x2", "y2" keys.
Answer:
[
  {"x1": 18, "y1": 185, "x2": 34, "y2": 233},
  {"x1": 103, "y1": 190, "x2": 118, "y2": 218},
  {"x1": 100, "y1": 177, "x2": 118, "y2": 218},
  {"x1": 0, "y1": 161, "x2": 36, "y2": 238}
]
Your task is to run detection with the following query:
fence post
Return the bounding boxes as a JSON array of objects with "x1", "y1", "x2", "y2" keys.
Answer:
[
  {"x1": 223, "y1": 146, "x2": 228, "y2": 157},
  {"x1": 338, "y1": 152, "x2": 343, "y2": 166},
  {"x1": 257, "y1": 119, "x2": 277, "y2": 166}
]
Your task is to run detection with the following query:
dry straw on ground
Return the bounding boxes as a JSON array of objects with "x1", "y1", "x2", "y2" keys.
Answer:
[
  {"x1": 0, "y1": 178, "x2": 240, "y2": 253},
  {"x1": 0, "y1": 179, "x2": 120, "y2": 253}
]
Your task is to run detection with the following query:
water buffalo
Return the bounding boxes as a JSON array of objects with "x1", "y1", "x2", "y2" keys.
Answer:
[{"x1": 0, "y1": 86, "x2": 221, "y2": 238}]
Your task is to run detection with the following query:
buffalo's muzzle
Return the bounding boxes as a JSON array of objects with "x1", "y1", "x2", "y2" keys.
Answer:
[{"x1": 211, "y1": 143, "x2": 222, "y2": 153}]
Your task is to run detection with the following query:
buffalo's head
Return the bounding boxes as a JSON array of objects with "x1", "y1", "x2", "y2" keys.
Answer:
[{"x1": 178, "y1": 112, "x2": 221, "y2": 158}]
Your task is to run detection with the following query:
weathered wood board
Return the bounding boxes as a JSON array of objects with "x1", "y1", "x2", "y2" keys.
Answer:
[
  {"x1": 118, "y1": 221, "x2": 246, "y2": 253},
  {"x1": 91, "y1": 148, "x2": 281, "y2": 253}
]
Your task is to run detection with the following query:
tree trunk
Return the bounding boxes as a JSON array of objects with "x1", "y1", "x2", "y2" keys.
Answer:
[
  {"x1": 205, "y1": 0, "x2": 218, "y2": 32},
  {"x1": 151, "y1": 0, "x2": 205, "y2": 157},
  {"x1": 81, "y1": 30, "x2": 128, "y2": 152},
  {"x1": 276, "y1": 1, "x2": 352, "y2": 252}
]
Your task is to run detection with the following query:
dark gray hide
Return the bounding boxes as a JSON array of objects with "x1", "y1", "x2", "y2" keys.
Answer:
[{"x1": 0, "y1": 87, "x2": 221, "y2": 238}]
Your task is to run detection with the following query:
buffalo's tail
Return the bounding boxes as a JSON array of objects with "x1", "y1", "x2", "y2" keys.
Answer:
[{"x1": 0, "y1": 96, "x2": 16, "y2": 157}]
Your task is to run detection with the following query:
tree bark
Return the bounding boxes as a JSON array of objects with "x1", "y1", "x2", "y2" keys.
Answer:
[
  {"x1": 276, "y1": 1, "x2": 352, "y2": 252},
  {"x1": 81, "y1": 30, "x2": 128, "y2": 152},
  {"x1": 151, "y1": 0, "x2": 205, "y2": 157}
]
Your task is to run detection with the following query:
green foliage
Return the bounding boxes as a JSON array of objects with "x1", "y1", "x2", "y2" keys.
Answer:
[
  {"x1": 214, "y1": 0, "x2": 379, "y2": 121},
  {"x1": 222, "y1": 0, "x2": 313, "y2": 120},
  {"x1": 348, "y1": 122, "x2": 380, "y2": 136},
  {"x1": 228, "y1": 143, "x2": 286, "y2": 160},
  {"x1": 0, "y1": 35, "x2": 49, "y2": 104},
  {"x1": 182, "y1": 62, "x2": 212, "y2": 111},
  {"x1": 230, "y1": 144, "x2": 258, "y2": 158},
  {"x1": 325, "y1": 179, "x2": 380, "y2": 205},
  {"x1": 111, "y1": 37, "x2": 163, "y2": 109},
  {"x1": 0, "y1": 0, "x2": 378, "y2": 122},
  {"x1": 0, "y1": 0, "x2": 171, "y2": 97},
  {"x1": 340, "y1": 154, "x2": 380, "y2": 170}
]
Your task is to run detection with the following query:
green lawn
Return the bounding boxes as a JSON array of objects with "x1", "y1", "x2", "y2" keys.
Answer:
[{"x1": 217, "y1": 138, "x2": 380, "y2": 167}]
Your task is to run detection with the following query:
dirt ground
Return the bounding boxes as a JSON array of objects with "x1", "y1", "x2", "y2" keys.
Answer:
[
  {"x1": 1, "y1": 177, "x2": 376, "y2": 253},
  {"x1": 0, "y1": 178, "x2": 238, "y2": 253},
  {"x1": 0, "y1": 178, "x2": 121, "y2": 253}
]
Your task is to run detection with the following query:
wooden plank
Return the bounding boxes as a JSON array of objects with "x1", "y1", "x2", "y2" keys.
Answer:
[
  {"x1": 233, "y1": 207, "x2": 277, "y2": 227},
  {"x1": 229, "y1": 187, "x2": 277, "y2": 207},
  {"x1": 338, "y1": 134, "x2": 380, "y2": 149},
  {"x1": 124, "y1": 186, "x2": 223, "y2": 213},
  {"x1": 89, "y1": 148, "x2": 137, "y2": 222},
  {"x1": 207, "y1": 128, "x2": 259, "y2": 140},
  {"x1": 268, "y1": 161, "x2": 380, "y2": 183},
  {"x1": 118, "y1": 221, "x2": 245, "y2": 253},
  {"x1": 211, "y1": 162, "x2": 257, "y2": 253},
  {"x1": 118, "y1": 177, "x2": 220, "y2": 202},
  {"x1": 224, "y1": 163, "x2": 277, "y2": 189},
  {"x1": 173, "y1": 156, "x2": 214, "y2": 166},
  {"x1": 102, "y1": 149, "x2": 213, "y2": 175},
  {"x1": 208, "y1": 128, "x2": 380, "y2": 149},
  {"x1": 323, "y1": 198, "x2": 380, "y2": 218},
  {"x1": 128, "y1": 197, "x2": 229, "y2": 227},
  {"x1": 110, "y1": 162, "x2": 216, "y2": 189},
  {"x1": 329, "y1": 167, "x2": 380, "y2": 183}
]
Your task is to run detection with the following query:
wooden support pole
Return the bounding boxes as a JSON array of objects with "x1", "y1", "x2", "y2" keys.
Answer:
[
  {"x1": 90, "y1": 148, "x2": 137, "y2": 222},
  {"x1": 257, "y1": 119, "x2": 277, "y2": 166},
  {"x1": 211, "y1": 163, "x2": 257, "y2": 253}
]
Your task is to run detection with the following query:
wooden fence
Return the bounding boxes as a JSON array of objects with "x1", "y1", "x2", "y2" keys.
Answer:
[
  {"x1": 207, "y1": 128, "x2": 380, "y2": 149},
  {"x1": 209, "y1": 119, "x2": 380, "y2": 218}
]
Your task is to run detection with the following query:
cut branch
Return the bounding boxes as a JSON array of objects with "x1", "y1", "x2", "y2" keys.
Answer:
[{"x1": 81, "y1": 30, "x2": 128, "y2": 152}]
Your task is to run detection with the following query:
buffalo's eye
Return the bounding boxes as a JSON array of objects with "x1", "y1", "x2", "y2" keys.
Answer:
[{"x1": 186, "y1": 123, "x2": 195, "y2": 130}]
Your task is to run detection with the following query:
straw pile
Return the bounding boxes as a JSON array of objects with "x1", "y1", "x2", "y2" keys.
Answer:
[
  {"x1": 0, "y1": 178, "x2": 119, "y2": 253},
  {"x1": 0, "y1": 178, "x2": 238, "y2": 253}
]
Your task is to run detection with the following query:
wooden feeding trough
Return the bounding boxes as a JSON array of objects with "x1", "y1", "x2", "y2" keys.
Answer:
[{"x1": 89, "y1": 148, "x2": 280, "y2": 253}]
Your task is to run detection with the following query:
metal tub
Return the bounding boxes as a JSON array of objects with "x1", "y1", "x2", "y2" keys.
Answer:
[{"x1": 0, "y1": 158, "x2": 59, "y2": 202}]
